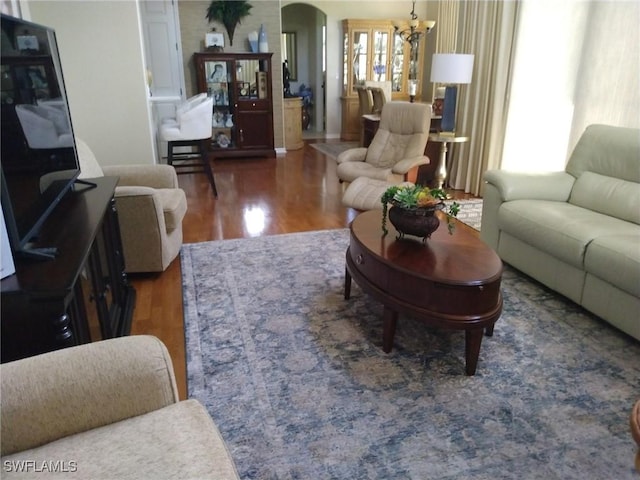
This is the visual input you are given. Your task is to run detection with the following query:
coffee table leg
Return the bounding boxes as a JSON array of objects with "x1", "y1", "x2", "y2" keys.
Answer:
[
  {"x1": 464, "y1": 328, "x2": 484, "y2": 376},
  {"x1": 382, "y1": 307, "x2": 397, "y2": 353},
  {"x1": 344, "y1": 268, "x2": 352, "y2": 299},
  {"x1": 485, "y1": 323, "x2": 495, "y2": 337}
]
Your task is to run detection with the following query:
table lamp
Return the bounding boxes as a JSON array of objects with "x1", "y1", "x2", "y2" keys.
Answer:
[{"x1": 430, "y1": 53, "x2": 474, "y2": 134}]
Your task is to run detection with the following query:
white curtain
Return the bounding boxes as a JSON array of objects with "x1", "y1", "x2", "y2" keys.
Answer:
[
  {"x1": 502, "y1": 0, "x2": 639, "y2": 172},
  {"x1": 446, "y1": 0, "x2": 639, "y2": 194},
  {"x1": 446, "y1": 0, "x2": 520, "y2": 196}
]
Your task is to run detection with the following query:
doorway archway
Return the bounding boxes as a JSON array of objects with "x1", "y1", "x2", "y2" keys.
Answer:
[{"x1": 281, "y1": 3, "x2": 326, "y2": 137}]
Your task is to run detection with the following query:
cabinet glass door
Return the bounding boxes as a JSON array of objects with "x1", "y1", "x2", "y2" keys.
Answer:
[
  {"x1": 391, "y1": 33, "x2": 405, "y2": 94},
  {"x1": 372, "y1": 31, "x2": 389, "y2": 82},
  {"x1": 205, "y1": 59, "x2": 234, "y2": 149},
  {"x1": 234, "y1": 58, "x2": 262, "y2": 98},
  {"x1": 351, "y1": 30, "x2": 368, "y2": 91}
]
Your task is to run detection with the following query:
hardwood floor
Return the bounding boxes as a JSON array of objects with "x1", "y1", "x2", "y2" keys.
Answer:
[{"x1": 129, "y1": 140, "x2": 475, "y2": 400}]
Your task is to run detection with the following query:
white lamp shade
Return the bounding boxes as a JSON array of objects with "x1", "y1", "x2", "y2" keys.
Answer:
[{"x1": 430, "y1": 53, "x2": 475, "y2": 84}]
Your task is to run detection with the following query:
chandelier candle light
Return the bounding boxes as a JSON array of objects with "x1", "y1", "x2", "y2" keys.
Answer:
[
  {"x1": 430, "y1": 53, "x2": 475, "y2": 134},
  {"x1": 394, "y1": 0, "x2": 435, "y2": 102}
]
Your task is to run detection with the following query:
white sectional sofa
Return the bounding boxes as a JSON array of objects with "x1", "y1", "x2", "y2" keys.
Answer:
[{"x1": 481, "y1": 124, "x2": 640, "y2": 340}]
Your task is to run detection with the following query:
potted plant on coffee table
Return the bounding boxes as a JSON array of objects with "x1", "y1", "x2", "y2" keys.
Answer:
[{"x1": 381, "y1": 184, "x2": 460, "y2": 240}]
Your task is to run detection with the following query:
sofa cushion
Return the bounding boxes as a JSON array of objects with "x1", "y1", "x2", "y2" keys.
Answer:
[
  {"x1": 157, "y1": 188, "x2": 187, "y2": 232},
  {"x1": 337, "y1": 161, "x2": 393, "y2": 182},
  {"x1": 365, "y1": 129, "x2": 417, "y2": 169},
  {"x1": 566, "y1": 124, "x2": 640, "y2": 183},
  {"x1": 584, "y1": 234, "x2": 640, "y2": 297},
  {"x1": 498, "y1": 200, "x2": 640, "y2": 268},
  {"x1": 569, "y1": 171, "x2": 640, "y2": 225},
  {"x1": 1, "y1": 399, "x2": 239, "y2": 479}
]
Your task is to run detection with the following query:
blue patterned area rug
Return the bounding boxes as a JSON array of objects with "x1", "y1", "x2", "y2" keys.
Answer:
[{"x1": 182, "y1": 229, "x2": 639, "y2": 479}]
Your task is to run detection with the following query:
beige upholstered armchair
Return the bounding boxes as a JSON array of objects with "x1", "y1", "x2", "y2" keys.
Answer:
[
  {"x1": 336, "y1": 101, "x2": 432, "y2": 184},
  {"x1": 76, "y1": 139, "x2": 187, "y2": 273},
  {"x1": 1, "y1": 335, "x2": 239, "y2": 479}
]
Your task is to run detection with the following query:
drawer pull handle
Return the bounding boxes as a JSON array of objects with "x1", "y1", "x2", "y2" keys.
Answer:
[{"x1": 356, "y1": 254, "x2": 364, "y2": 265}]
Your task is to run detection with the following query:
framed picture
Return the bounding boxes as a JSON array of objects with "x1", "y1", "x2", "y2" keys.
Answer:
[
  {"x1": 205, "y1": 32, "x2": 225, "y2": 49},
  {"x1": 16, "y1": 35, "x2": 38, "y2": 51},
  {"x1": 206, "y1": 62, "x2": 227, "y2": 83},
  {"x1": 210, "y1": 83, "x2": 228, "y2": 106},
  {"x1": 256, "y1": 71, "x2": 267, "y2": 99}
]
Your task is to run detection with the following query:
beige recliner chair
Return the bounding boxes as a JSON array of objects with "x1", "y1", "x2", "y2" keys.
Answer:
[
  {"x1": 76, "y1": 139, "x2": 187, "y2": 273},
  {"x1": 1, "y1": 335, "x2": 240, "y2": 479},
  {"x1": 336, "y1": 101, "x2": 431, "y2": 184}
]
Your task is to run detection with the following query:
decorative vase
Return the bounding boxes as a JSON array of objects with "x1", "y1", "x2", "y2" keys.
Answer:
[
  {"x1": 248, "y1": 31, "x2": 259, "y2": 53},
  {"x1": 258, "y1": 24, "x2": 268, "y2": 53},
  {"x1": 225, "y1": 113, "x2": 233, "y2": 127},
  {"x1": 388, "y1": 203, "x2": 444, "y2": 242}
]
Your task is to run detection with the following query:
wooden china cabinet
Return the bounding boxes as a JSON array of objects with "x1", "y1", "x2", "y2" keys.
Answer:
[
  {"x1": 341, "y1": 19, "x2": 426, "y2": 141},
  {"x1": 193, "y1": 52, "x2": 275, "y2": 158}
]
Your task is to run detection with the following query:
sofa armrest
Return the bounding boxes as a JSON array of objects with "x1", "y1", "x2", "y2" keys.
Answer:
[
  {"x1": 484, "y1": 170, "x2": 575, "y2": 202},
  {"x1": 392, "y1": 155, "x2": 430, "y2": 175},
  {"x1": 102, "y1": 164, "x2": 179, "y2": 189},
  {"x1": 336, "y1": 147, "x2": 367, "y2": 164},
  {"x1": 1, "y1": 336, "x2": 179, "y2": 456},
  {"x1": 113, "y1": 186, "x2": 171, "y2": 272}
]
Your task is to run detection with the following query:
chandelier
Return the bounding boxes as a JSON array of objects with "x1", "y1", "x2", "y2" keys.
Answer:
[
  {"x1": 394, "y1": 0, "x2": 436, "y2": 47},
  {"x1": 394, "y1": 1, "x2": 436, "y2": 101}
]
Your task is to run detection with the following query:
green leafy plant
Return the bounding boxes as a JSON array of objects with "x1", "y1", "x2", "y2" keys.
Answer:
[
  {"x1": 206, "y1": 1, "x2": 253, "y2": 46},
  {"x1": 381, "y1": 185, "x2": 460, "y2": 236}
]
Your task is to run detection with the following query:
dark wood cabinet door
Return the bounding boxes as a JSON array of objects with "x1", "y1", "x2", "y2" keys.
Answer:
[{"x1": 236, "y1": 103, "x2": 273, "y2": 150}]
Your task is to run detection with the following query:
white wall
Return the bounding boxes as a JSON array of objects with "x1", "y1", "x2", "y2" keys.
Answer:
[{"x1": 25, "y1": 0, "x2": 156, "y2": 167}]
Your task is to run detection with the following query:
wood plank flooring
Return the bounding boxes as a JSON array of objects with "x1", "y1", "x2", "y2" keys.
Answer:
[{"x1": 129, "y1": 141, "x2": 475, "y2": 400}]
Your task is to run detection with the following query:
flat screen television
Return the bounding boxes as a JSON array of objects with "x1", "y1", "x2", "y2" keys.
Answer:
[{"x1": 1, "y1": 14, "x2": 82, "y2": 259}]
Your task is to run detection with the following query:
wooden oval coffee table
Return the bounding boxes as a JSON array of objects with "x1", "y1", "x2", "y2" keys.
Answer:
[{"x1": 344, "y1": 209, "x2": 503, "y2": 375}]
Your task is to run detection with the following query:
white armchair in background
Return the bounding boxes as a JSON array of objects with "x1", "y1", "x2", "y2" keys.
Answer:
[{"x1": 159, "y1": 94, "x2": 217, "y2": 196}]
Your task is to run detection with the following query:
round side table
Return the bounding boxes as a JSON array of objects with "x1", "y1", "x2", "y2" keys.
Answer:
[{"x1": 428, "y1": 133, "x2": 469, "y2": 189}]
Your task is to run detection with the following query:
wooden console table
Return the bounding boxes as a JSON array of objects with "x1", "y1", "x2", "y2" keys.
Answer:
[{"x1": 1, "y1": 177, "x2": 136, "y2": 363}]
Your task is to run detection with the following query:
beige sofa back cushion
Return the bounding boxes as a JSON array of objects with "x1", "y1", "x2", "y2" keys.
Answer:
[
  {"x1": 569, "y1": 171, "x2": 640, "y2": 225},
  {"x1": 566, "y1": 124, "x2": 640, "y2": 183}
]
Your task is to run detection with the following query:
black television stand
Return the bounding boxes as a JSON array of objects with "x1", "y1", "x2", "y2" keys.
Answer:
[{"x1": 1, "y1": 177, "x2": 136, "y2": 363}]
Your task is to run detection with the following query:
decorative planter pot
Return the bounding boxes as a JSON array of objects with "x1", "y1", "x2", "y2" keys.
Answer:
[{"x1": 388, "y1": 202, "x2": 444, "y2": 242}]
